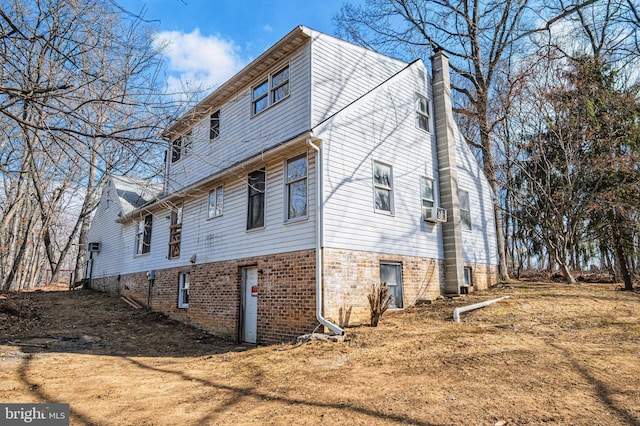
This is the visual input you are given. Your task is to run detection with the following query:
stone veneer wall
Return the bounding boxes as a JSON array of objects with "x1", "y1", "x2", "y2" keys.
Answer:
[
  {"x1": 322, "y1": 248, "x2": 446, "y2": 326},
  {"x1": 92, "y1": 249, "x2": 319, "y2": 345}
]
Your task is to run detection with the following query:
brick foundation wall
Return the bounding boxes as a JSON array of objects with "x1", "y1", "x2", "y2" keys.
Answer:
[
  {"x1": 322, "y1": 248, "x2": 445, "y2": 326},
  {"x1": 90, "y1": 250, "x2": 319, "y2": 345},
  {"x1": 322, "y1": 248, "x2": 500, "y2": 326},
  {"x1": 465, "y1": 262, "x2": 500, "y2": 292}
]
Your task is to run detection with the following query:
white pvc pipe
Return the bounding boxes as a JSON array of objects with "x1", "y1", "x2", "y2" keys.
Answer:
[{"x1": 453, "y1": 296, "x2": 510, "y2": 323}]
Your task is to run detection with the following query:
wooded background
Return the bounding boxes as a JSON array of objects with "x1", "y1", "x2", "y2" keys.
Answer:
[{"x1": 1, "y1": 0, "x2": 639, "y2": 291}]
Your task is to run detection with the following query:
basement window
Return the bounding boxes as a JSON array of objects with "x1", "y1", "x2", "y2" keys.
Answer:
[{"x1": 178, "y1": 272, "x2": 189, "y2": 308}]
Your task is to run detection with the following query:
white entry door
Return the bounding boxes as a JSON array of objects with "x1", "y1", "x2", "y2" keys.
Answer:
[{"x1": 242, "y1": 267, "x2": 258, "y2": 343}]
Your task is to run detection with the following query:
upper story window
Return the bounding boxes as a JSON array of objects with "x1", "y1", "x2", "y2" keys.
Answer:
[
  {"x1": 459, "y1": 190, "x2": 472, "y2": 230},
  {"x1": 168, "y1": 205, "x2": 183, "y2": 259},
  {"x1": 208, "y1": 186, "x2": 224, "y2": 219},
  {"x1": 247, "y1": 168, "x2": 266, "y2": 230},
  {"x1": 170, "y1": 131, "x2": 192, "y2": 163},
  {"x1": 373, "y1": 161, "x2": 393, "y2": 214},
  {"x1": 415, "y1": 94, "x2": 430, "y2": 132},
  {"x1": 420, "y1": 177, "x2": 434, "y2": 209},
  {"x1": 286, "y1": 155, "x2": 307, "y2": 221},
  {"x1": 252, "y1": 65, "x2": 290, "y2": 116},
  {"x1": 135, "y1": 214, "x2": 152, "y2": 255},
  {"x1": 210, "y1": 110, "x2": 220, "y2": 140}
]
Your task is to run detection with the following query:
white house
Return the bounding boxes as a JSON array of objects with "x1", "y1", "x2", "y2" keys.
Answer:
[{"x1": 86, "y1": 26, "x2": 499, "y2": 344}]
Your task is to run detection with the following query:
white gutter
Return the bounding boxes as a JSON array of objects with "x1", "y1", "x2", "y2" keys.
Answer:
[
  {"x1": 453, "y1": 296, "x2": 510, "y2": 323},
  {"x1": 307, "y1": 136, "x2": 344, "y2": 336}
]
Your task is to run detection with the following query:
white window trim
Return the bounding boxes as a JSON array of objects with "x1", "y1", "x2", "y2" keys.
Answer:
[
  {"x1": 372, "y1": 160, "x2": 394, "y2": 215},
  {"x1": 208, "y1": 185, "x2": 224, "y2": 219},
  {"x1": 420, "y1": 176, "x2": 435, "y2": 208},
  {"x1": 134, "y1": 215, "x2": 152, "y2": 256},
  {"x1": 178, "y1": 272, "x2": 189, "y2": 308},
  {"x1": 284, "y1": 154, "x2": 308, "y2": 223},
  {"x1": 459, "y1": 190, "x2": 472, "y2": 231},
  {"x1": 251, "y1": 63, "x2": 290, "y2": 117},
  {"x1": 247, "y1": 168, "x2": 267, "y2": 231},
  {"x1": 210, "y1": 110, "x2": 220, "y2": 141},
  {"x1": 415, "y1": 93, "x2": 430, "y2": 133}
]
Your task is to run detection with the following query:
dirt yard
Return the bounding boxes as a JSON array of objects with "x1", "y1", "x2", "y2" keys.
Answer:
[{"x1": 1, "y1": 281, "x2": 639, "y2": 425}]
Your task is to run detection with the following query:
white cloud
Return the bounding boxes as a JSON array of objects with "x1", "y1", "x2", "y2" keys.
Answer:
[
  {"x1": 154, "y1": 29, "x2": 246, "y2": 99},
  {"x1": 262, "y1": 24, "x2": 274, "y2": 33}
]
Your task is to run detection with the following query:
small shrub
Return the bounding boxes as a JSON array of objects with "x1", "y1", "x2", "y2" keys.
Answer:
[{"x1": 368, "y1": 282, "x2": 393, "y2": 327}]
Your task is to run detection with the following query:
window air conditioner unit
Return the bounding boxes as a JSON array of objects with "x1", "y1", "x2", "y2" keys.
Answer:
[
  {"x1": 423, "y1": 206, "x2": 447, "y2": 223},
  {"x1": 88, "y1": 242, "x2": 101, "y2": 252}
]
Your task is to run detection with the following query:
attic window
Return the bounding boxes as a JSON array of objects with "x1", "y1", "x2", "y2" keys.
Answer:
[{"x1": 252, "y1": 65, "x2": 289, "y2": 116}]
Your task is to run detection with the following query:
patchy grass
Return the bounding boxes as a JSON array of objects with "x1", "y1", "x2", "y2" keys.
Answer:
[{"x1": 1, "y1": 281, "x2": 640, "y2": 425}]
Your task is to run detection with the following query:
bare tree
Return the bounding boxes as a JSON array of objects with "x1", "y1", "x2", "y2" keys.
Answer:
[
  {"x1": 0, "y1": 0, "x2": 170, "y2": 290},
  {"x1": 335, "y1": 0, "x2": 598, "y2": 281}
]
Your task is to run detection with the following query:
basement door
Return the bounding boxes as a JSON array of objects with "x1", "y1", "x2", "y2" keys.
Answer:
[
  {"x1": 241, "y1": 266, "x2": 258, "y2": 344},
  {"x1": 380, "y1": 263, "x2": 403, "y2": 309}
]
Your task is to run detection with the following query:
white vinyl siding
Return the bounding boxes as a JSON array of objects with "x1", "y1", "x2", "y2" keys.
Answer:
[
  {"x1": 167, "y1": 48, "x2": 310, "y2": 193},
  {"x1": 310, "y1": 32, "x2": 407, "y2": 126},
  {"x1": 319, "y1": 62, "x2": 444, "y2": 259}
]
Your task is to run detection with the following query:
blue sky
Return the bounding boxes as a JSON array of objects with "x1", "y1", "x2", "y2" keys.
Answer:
[{"x1": 119, "y1": 0, "x2": 357, "y2": 95}]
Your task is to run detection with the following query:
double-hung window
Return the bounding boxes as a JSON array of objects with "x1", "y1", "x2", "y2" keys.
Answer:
[
  {"x1": 168, "y1": 205, "x2": 183, "y2": 258},
  {"x1": 252, "y1": 65, "x2": 289, "y2": 115},
  {"x1": 210, "y1": 110, "x2": 220, "y2": 140},
  {"x1": 420, "y1": 177, "x2": 435, "y2": 209},
  {"x1": 373, "y1": 161, "x2": 393, "y2": 213},
  {"x1": 178, "y1": 272, "x2": 189, "y2": 308},
  {"x1": 247, "y1": 168, "x2": 266, "y2": 230},
  {"x1": 208, "y1": 186, "x2": 224, "y2": 219},
  {"x1": 459, "y1": 190, "x2": 472, "y2": 230},
  {"x1": 286, "y1": 155, "x2": 307, "y2": 220},
  {"x1": 135, "y1": 214, "x2": 152, "y2": 255},
  {"x1": 415, "y1": 94, "x2": 430, "y2": 132}
]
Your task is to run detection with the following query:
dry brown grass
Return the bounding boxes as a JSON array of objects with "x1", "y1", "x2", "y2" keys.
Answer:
[{"x1": 1, "y1": 281, "x2": 639, "y2": 425}]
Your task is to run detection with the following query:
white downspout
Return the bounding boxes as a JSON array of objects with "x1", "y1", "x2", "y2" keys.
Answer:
[{"x1": 307, "y1": 136, "x2": 344, "y2": 336}]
